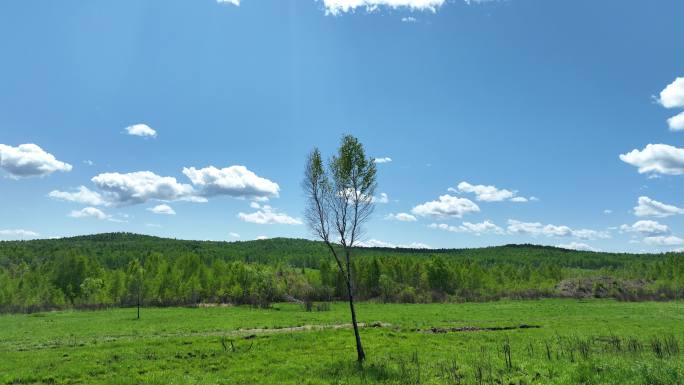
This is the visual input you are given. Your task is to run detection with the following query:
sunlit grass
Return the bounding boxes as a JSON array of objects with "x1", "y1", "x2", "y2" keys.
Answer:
[{"x1": 2, "y1": 299, "x2": 683, "y2": 384}]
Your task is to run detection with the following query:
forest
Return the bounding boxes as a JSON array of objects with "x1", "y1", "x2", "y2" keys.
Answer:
[{"x1": 2, "y1": 232, "x2": 684, "y2": 313}]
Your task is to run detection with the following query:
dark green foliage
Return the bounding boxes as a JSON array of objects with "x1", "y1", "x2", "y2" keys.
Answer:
[{"x1": 1, "y1": 233, "x2": 684, "y2": 312}]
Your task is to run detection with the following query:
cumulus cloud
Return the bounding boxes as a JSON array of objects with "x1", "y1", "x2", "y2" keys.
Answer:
[
  {"x1": 373, "y1": 192, "x2": 389, "y2": 204},
  {"x1": 183, "y1": 165, "x2": 279, "y2": 200},
  {"x1": 644, "y1": 235, "x2": 684, "y2": 246},
  {"x1": 238, "y1": 204, "x2": 302, "y2": 225},
  {"x1": 634, "y1": 196, "x2": 684, "y2": 218},
  {"x1": 0, "y1": 143, "x2": 72, "y2": 178},
  {"x1": 620, "y1": 220, "x2": 670, "y2": 236},
  {"x1": 124, "y1": 124, "x2": 157, "y2": 138},
  {"x1": 69, "y1": 207, "x2": 110, "y2": 220},
  {"x1": 658, "y1": 77, "x2": 684, "y2": 109},
  {"x1": 0, "y1": 229, "x2": 40, "y2": 239},
  {"x1": 53, "y1": 165, "x2": 279, "y2": 208},
  {"x1": 429, "y1": 221, "x2": 504, "y2": 235},
  {"x1": 453, "y1": 181, "x2": 514, "y2": 202},
  {"x1": 323, "y1": 0, "x2": 445, "y2": 15},
  {"x1": 385, "y1": 212, "x2": 417, "y2": 222},
  {"x1": 506, "y1": 220, "x2": 609, "y2": 240},
  {"x1": 374, "y1": 157, "x2": 392, "y2": 164},
  {"x1": 556, "y1": 242, "x2": 600, "y2": 252},
  {"x1": 147, "y1": 204, "x2": 176, "y2": 215},
  {"x1": 48, "y1": 186, "x2": 107, "y2": 206},
  {"x1": 358, "y1": 239, "x2": 431, "y2": 249},
  {"x1": 452, "y1": 181, "x2": 532, "y2": 203},
  {"x1": 668, "y1": 112, "x2": 684, "y2": 131},
  {"x1": 92, "y1": 171, "x2": 198, "y2": 206},
  {"x1": 619, "y1": 144, "x2": 684, "y2": 175},
  {"x1": 571, "y1": 229, "x2": 611, "y2": 241},
  {"x1": 411, "y1": 195, "x2": 480, "y2": 218}
]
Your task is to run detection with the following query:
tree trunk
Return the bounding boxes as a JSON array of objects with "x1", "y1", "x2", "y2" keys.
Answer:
[
  {"x1": 137, "y1": 289, "x2": 140, "y2": 320},
  {"x1": 346, "y1": 279, "x2": 365, "y2": 362}
]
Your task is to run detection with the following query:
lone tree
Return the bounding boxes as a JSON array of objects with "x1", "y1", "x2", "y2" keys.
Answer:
[
  {"x1": 303, "y1": 134, "x2": 377, "y2": 362},
  {"x1": 127, "y1": 259, "x2": 144, "y2": 320}
]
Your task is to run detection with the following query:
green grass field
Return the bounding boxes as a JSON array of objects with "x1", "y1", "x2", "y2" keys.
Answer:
[{"x1": 2, "y1": 299, "x2": 684, "y2": 385}]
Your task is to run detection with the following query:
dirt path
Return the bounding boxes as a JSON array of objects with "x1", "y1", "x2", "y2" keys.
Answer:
[
  {"x1": 223, "y1": 321, "x2": 391, "y2": 338},
  {"x1": 4, "y1": 321, "x2": 392, "y2": 352}
]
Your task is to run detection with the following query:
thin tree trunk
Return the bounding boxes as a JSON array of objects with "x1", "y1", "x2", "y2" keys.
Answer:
[
  {"x1": 137, "y1": 289, "x2": 140, "y2": 320},
  {"x1": 346, "y1": 279, "x2": 365, "y2": 362}
]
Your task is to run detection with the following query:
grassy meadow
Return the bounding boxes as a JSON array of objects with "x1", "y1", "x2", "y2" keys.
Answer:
[{"x1": 2, "y1": 299, "x2": 684, "y2": 385}]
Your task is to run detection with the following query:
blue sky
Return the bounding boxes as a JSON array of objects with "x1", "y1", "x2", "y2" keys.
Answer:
[{"x1": 2, "y1": 0, "x2": 684, "y2": 252}]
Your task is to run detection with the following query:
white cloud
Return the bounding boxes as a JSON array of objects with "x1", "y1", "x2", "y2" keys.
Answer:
[
  {"x1": 229, "y1": 232, "x2": 241, "y2": 238},
  {"x1": 53, "y1": 165, "x2": 277, "y2": 208},
  {"x1": 217, "y1": 0, "x2": 240, "y2": 5},
  {"x1": 0, "y1": 229, "x2": 40, "y2": 239},
  {"x1": 620, "y1": 220, "x2": 670, "y2": 236},
  {"x1": 429, "y1": 220, "x2": 504, "y2": 235},
  {"x1": 453, "y1": 181, "x2": 532, "y2": 203},
  {"x1": 542, "y1": 224, "x2": 574, "y2": 237},
  {"x1": 358, "y1": 238, "x2": 431, "y2": 249},
  {"x1": 507, "y1": 220, "x2": 544, "y2": 236},
  {"x1": 401, "y1": 16, "x2": 417, "y2": 22},
  {"x1": 385, "y1": 212, "x2": 417, "y2": 222},
  {"x1": 374, "y1": 157, "x2": 392, "y2": 164},
  {"x1": 358, "y1": 239, "x2": 394, "y2": 247},
  {"x1": 68, "y1": 207, "x2": 110, "y2": 220},
  {"x1": 634, "y1": 196, "x2": 684, "y2": 218},
  {"x1": 183, "y1": 165, "x2": 279, "y2": 200},
  {"x1": 147, "y1": 204, "x2": 176, "y2": 215},
  {"x1": 48, "y1": 186, "x2": 107, "y2": 206},
  {"x1": 556, "y1": 242, "x2": 600, "y2": 252},
  {"x1": 644, "y1": 235, "x2": 684, "y2": 246},
  {"x1": 92, "y1": 171, "x2": 198, "y2": 206},
  {"x1": 124, "y1": 124, "x2": 157, "y2": 138},
  {"x1": 506, "y1": 220, "x2": 609, "y2": 240},
  {"x1": 238, "y1": 205, "x2": 302, "y2": 225},
  {"x1": 411, "y1": 194, "x2": 480, "y2": 218},
  {"x1": 323, "y1": 0, "x2": 445, "y2": 15},
  {"x1": 454, "y1": 181, "x2": 515, "y2": 202},
  {"x1": 373, "y1": 192, "x2": 389, "y2": 204},
  {"x1": 83, "y1": 160, "x2": 94, "y2": 166},
  {"x1": 668, "y1": 112, "x2": 684, "y2": 131},
  {"x1": 604, "y1": 209, "x2": 612, "y2": 214},
  {"x1": 256, "y1": 235, "x2": 268, "y2": 240},
  {"x1": 658, "y1": 77, "x2": 684, "y2": 109},
  {"x1": 0, "y1": 143, "x2": 72, "y2": 178},
  {"x1": 619, "y1": 144, "x2": 684, "y2": 175},
  {"x1": 404, "y1": 242, "x2": 432, "y2": 249},
  {"x1": 571, "y1": 229, "x2": 611, "y2": 240}
]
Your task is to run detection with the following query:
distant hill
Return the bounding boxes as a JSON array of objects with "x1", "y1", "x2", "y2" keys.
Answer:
[
  {"x1": 0, "y1": 232, "x2": 671, "y2": 270},
  {"x1": 1, "y1": 233, "x2": 683, "y2": 313}
]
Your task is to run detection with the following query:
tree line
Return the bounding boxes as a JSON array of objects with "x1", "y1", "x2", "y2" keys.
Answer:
[{"x1": 2, "y1": 234, "x2": 684, "y2": 313}]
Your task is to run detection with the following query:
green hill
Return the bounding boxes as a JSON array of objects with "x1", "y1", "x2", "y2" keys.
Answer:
[
  {"x1": 0, "y1": 232, "x2": 669, "y2": 269},
  {"x1": 0, "y1": 233, "x2": 682, "y2": 313}
]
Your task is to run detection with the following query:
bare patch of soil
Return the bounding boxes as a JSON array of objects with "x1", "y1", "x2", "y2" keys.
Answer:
[{"x1": 418, "y1": 324, "x2": 541, "y2": 334}]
